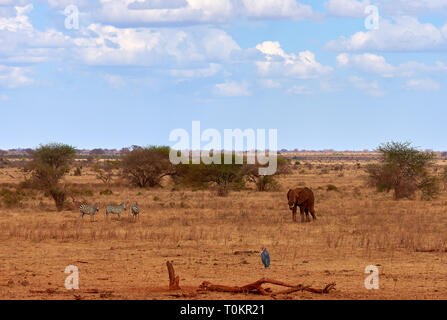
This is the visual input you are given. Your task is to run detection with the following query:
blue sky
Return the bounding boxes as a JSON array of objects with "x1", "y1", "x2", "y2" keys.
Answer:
[{"x1": 1, "y1": 0, "x2": 447, "y2": 150}]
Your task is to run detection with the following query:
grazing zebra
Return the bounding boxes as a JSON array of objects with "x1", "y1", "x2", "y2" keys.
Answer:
[
  {"x1": 129, "y1": 202, "x2": 140, "y2": 221},
  {"x1": 79, "y1": 204, "x2": 99, "y2": 222},
  {"x1": 106, "y1": 202, "x2": 126, "y2": 221}
]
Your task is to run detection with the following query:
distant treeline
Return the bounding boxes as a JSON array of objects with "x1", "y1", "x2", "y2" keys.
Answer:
[{"x1": 1, "y1": 146, "x2": 447, "y2": 160}]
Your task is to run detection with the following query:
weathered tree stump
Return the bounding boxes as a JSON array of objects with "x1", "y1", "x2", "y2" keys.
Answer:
[{"x1": 166, "y1": 261, "x2": 181, "y2": 290}]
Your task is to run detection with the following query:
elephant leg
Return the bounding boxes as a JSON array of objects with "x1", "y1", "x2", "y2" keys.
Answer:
[
  {"x1": 305, "y1": 208, "x2": 310, "y2": 222},
  {"x1": 292, "y1": 207, "x2": 297, "y2": 222},
  {"x1": 310, "y1": 206, "x2": 317, "y2": 221},
  {"x1": 299, "y1": 206, "x2": 305, "y2": 223}
]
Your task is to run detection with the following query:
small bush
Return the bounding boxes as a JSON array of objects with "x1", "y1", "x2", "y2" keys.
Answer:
[
  {"x1": 255, "y1": 175, "x2": 279, "y2": 192},
  {"x1": 419, "y1": 175, "x2": 440, "y2": 200},
  {"x1": 216, "y1": 185, "x2": 229, "y2": 197},
  {"x1": 326, "y1": 184, "x2": 338, "y2": 192},
  {"x1": 73, "y1": 167, "x2": 82, "y2": 176},
  {"x1": 0, "y1": 188, "x2": 24, "y2": 208},
  {"x1": 99, "y1": 189, "x2": 113, "y2": 196},
  {"x1": 71, "y1": 188, "x2": 94, "y2": 197},
  {"x1": 153, "y1": 196, "x2": 160, "y2": 201}
]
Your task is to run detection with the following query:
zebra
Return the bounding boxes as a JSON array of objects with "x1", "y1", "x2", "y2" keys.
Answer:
[
  {"x1": 80, "y1": 204, "x2": 99, "y2": 222},
  {"x1": 129, "y1": 202, "x2": 140, "y2": 221},
  {"x1": 106, "y1": 202, "x2": 126, "y2": 221}
]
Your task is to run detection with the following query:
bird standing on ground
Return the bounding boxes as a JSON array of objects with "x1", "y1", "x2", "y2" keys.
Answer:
[{"x1": 261, "y1": 247, "x2": 270, "y2": 278}]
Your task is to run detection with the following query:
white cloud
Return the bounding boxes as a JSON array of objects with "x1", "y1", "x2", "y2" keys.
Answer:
[
  {"x1": 326, "y1": 17, "x2": 447, "y2": 52},
  {"x1": 403, "y1": 78, "x2": 441, "y2": 91},
  {"x1": 0, "y1": 65, "x2": 33, "y2": 88},
  {"x1": 379, "y1": 0, "x2": 447, "y2": 17},
  {"x1": 103, "y1": 74, "x2": 125, "y2": 88},
  {"x1": 325, "y1": 0, "x2": 447, "y2": 18},
  {"x1": 0, "y1": 0, "x2": 30, "y2": 6},
  {"x1": 128, "y1": 0, "x2": 188, "y2": 10},
  {"x1": 337, "y1": 53, "x2": 447, "y2": 78},
  {"x1": 0, "y1": 5, "x2": 72, "y2": 64},
  {"x1": 242, "y1": 0, "x2": 316, "y2": 20},
  {"x1": 337, "y1": 53, "x2": 395, "y2": 77},
  {"x1": 348, "y1": 75, "x2": 385, "y2": 97},
  {"x1": 286, "y1": 85, "x2": 313, "y2": 95},
  {"x1": 324, "y1": 0, "x2": 370, "y2": 18},
  {"x1": 169, "y1": 63, "x2": 222, "y2": 78},
  {"x1": 214, "y1": 81, "x2": 251, "y2": 96},
  {"x1": 84, "y1": 0, "x2": 319, "y2": 27},
  {"x1": 255, "y1": 41, "x2": 333, "y2": 79},
  {"x1": 258, "y1": 79, "x2": 281, "y2": 88},
  {"x1": 72, "y1": 24, "x2": 241, "y2": 68}
]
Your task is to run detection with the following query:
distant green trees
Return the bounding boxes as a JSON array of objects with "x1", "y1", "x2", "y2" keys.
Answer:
[{"x1": 174, "y1": 154, "x2": 290, "y2": 195}]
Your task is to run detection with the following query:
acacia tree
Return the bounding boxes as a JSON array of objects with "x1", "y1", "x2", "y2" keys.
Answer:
[
  {"x1": 93, "y1": 160, "x2": 118, "y2": 186},
  {"x1": 121, "y1": 146, "x2": 175, "y2": 188},
  {"x1": 366, "y1": 141, "x2": 439, "y2": 200},
  {"x1": 174, "y1": 153, "x2": 248, "y2": 196},
  {"x1": 27, "y1": 143, "x2": 76, "y2": 211},
  {"x1": 243, "y1": 157, "x2": 291, "y2": 192}
]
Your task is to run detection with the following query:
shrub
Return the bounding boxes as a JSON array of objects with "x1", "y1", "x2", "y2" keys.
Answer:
[
  {"x1": 326, "y1": 184, "x2": 338, "y2": 192},
  {"x1": 255, "y1": 175, "x2": 279, "y2": 192},
  {"x1": 99, "y1": 189, "x2": 113, "y2": 196},
  {"x1": 366, "y1": 141, "x2": 439, "y2": 200},
  {"x1": 0, "y1": 188, "x2": 24, "y2": 208},
  {"x1": 70, "y1": 188, "x2": 93, "y2": 197},
  {"x1": 73, "y1": 167, "x2": 82, "y2": 176},
  {"x1": 93, "y1": 160, "x2": 118, "y2": 186},
  {"x1": 441, "y1": 167, "x2": 447, "y2": 189}
]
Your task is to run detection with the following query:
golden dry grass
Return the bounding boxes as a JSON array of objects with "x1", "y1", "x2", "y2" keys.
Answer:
[{"x1": 1, "y1": 161, "x2": 447, "y2": 300}]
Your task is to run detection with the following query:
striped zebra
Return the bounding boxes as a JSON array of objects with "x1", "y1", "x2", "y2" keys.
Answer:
[
  {"x1": 80, "y1": 204, "x2": 99, "y2": 222},
  {"x1": 106, "y1": 202, "x2": 126, "y2": 221},
  {"x1": 129, "y1": 202, "x2": 140, "y2": 221}
]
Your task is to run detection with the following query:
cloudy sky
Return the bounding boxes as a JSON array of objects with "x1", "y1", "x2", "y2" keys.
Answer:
[{"x1": 1, "y1": 0, "x2": 447, "y2": 150}]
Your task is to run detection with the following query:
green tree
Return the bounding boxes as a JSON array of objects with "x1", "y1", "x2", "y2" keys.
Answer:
[
  {"x1": 174, "y1": 153, "x2": 247, "y2": 196},
  {"x1": 121, "y1": 146, "x2": 175, "y2": 188},
  {"x1": 366, "y1": 141, "x2": 439, "y2": 200},
  {"x1": 244, "y1": 157, "x2": 290, "y2": 191},
  {"x1": 27, "y1": 143, "x2": 76, "y2": 211}
]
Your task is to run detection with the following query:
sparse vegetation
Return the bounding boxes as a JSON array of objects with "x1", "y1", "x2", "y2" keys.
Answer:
[{"x1": 1, "y1": 148, "x2": 447, "y2": 299}]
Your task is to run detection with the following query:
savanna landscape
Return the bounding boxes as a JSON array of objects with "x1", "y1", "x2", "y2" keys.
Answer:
[{"x1": 1, "y1": 146, "x2": 447, "y2": 300}]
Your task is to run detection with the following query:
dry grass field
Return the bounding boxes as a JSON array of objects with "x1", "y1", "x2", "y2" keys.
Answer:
[{"x1": 1, "y1": 158, "x2": 447, "y2": 300}]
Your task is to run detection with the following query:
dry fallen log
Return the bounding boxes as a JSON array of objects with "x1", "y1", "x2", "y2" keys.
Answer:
[
  {"x1": 164, "y1": 261, "x2": 335, "y2": 297},
  {"x1": 167, "y1": 261, "x2": 181, "y2": 290},
  {"x1": 198, "y1": 278, "x2": 336, "y2": 296}
]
